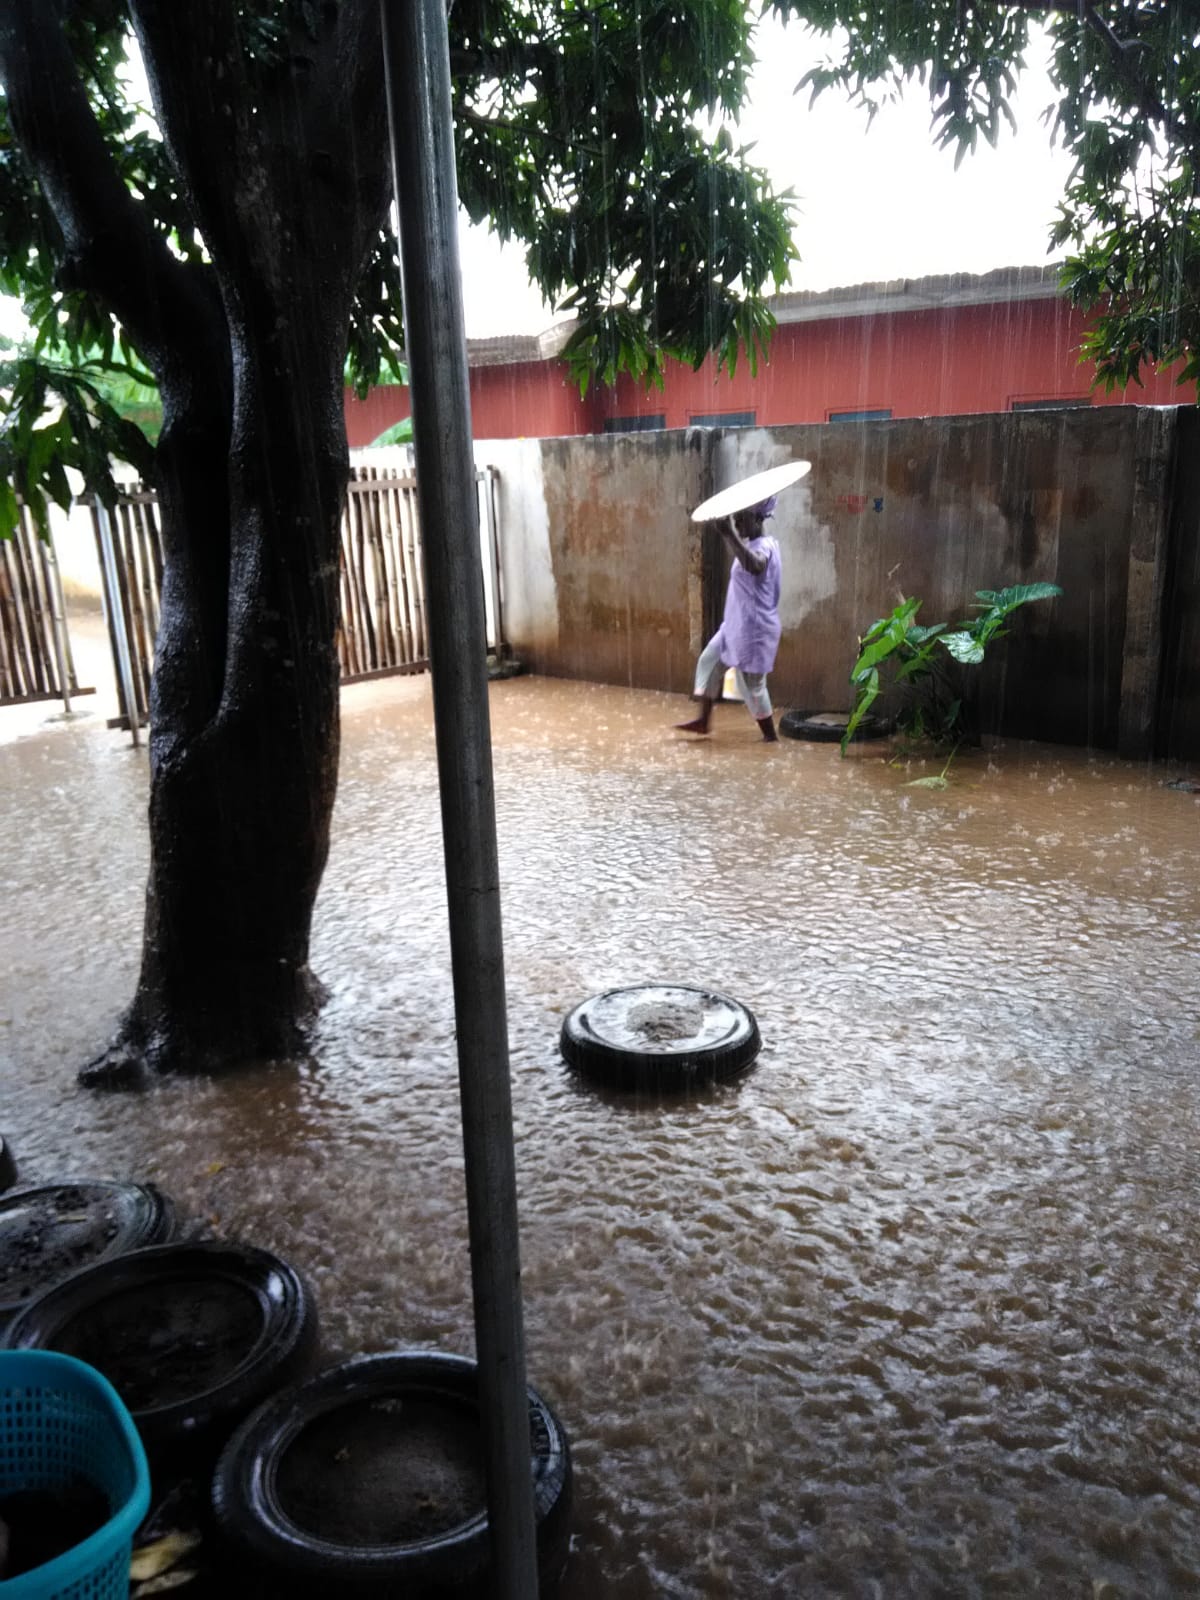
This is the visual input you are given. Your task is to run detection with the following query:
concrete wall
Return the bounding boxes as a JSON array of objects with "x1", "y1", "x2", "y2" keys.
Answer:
[
  {"x1": 1159, "y1": 408, "x2": 1200, "y2": 758},
  {"x1": 489, "y1": 431, "x2": 706, "y2": 693},
  {"x1": 49, "y1": 501, "x2": 104, "y2": 607},
  {"x1": 491, "y1": 407, "x2": 1198, "y2": 758}
]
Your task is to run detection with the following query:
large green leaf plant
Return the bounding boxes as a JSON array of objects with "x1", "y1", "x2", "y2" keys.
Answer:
[{"x1": 842, "y1": 582, "x2": 1064, "y2": 772}]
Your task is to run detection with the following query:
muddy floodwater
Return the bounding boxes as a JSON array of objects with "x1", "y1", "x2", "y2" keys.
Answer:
[{"x1": 3, "y1": 669, "x2": 1200, "y2": 1597}]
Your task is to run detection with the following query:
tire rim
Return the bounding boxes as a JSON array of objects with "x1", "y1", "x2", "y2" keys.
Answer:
[
  {"x1": 214, "y1": 1351, "x2": 572, "y2": 1589},
  {"x1": 561, "y1": 984, "x2": 760, "y2": 1088},
  {"x1": 0, "y1": 1181, "x2": 175, "y2": 1326},
  {"x1": 4, "y1": 1241, "x2": 316, "y2": 1453}
]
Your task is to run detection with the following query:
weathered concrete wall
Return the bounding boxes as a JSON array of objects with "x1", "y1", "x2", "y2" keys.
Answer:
[
  {"x1": 491, "y1": 408, "x2": 1197, "y2": 756},
  {"x1": 498, "y1": 431, "x2": 708, "y2": 693},
  {"x1": 484, "y1": 437, "x2": 558, "y2": 664},
  {"x1": 746, "y1": 410, "x2": 1144, "y2": 751},
  {"x1": 1159, "y1": 407, "x2": 1200, "y2": 760}
]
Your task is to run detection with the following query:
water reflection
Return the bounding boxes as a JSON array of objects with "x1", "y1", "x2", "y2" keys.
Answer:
[{"x1": 3, "y1": 674, "x2": 1200, "y2": 1596}]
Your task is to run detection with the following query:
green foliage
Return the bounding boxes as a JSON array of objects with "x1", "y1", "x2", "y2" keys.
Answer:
[
  {"x1": 841, "y1": 582, "x2": 1062, "y2": 756},
  {"x1": 769, "y1": 0, "x2": 1200, "y2": 394},
  {"x1": 0, "y1": 345, "x2": 154, "y2": 538},
  {"x1": 1047, "y1": 0, "x2": 1200, "y2": 391},
  {"x1": 367, "y1": 417, "x2": 414, "y2": 448},
  {"x1": 0, "y1": 1, "x2": 796, "y2": 533},
  {"x1": 9, "y1": 0, "x2": 1191, "y2": 555},
  {"x1": 779, "y1": 0, "x2": 1031, "y2": 163},
  {"x1": 452, "y1": 0, "x2": 796, "y2": 390}
]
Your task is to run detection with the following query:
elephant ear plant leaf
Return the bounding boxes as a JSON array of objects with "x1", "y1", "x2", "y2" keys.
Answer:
[{"x1": 841, "y1": 581, "x2": 1063, "y2": 762}]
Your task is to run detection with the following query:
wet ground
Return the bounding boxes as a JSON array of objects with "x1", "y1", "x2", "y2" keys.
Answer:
[{"x1": 3, "y1": 660, "x2": 1200, "y2": 1598}]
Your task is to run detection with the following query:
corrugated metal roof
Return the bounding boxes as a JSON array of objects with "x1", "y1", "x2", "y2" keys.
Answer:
[{"x1": 465, "y1": 263, "x2": 1065, "y2": 367}]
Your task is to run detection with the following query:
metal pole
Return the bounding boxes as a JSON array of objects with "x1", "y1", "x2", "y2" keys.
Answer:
[
  {"x1": 40, "y1": 525, "x2": 72, "y2": 714},
  {"x1": 482, "y1": 467, "x2": 505, "y2": 656},
  {"x1": 379, "y1": 6, "x2": 539, "y2": 1598},
  {"x1": 95, "y1": 500, "x2": 141, "y2": 748}
]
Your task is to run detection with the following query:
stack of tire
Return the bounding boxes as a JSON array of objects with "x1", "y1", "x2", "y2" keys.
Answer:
[{"x1": 0, "y1": 1165, "x2": 572, "y2": 1597}]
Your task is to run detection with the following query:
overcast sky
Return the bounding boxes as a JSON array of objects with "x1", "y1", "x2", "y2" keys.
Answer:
[
  {"x1": 1, "y1": 18, "x2": 1074, "y2": 347},
  {"x1": 458, "y1": 16, "x2": 1076, "y2": 337}
]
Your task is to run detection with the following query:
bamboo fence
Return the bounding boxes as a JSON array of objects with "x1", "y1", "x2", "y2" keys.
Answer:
[
  {"x1": 87, "y1": 465, "x2": 502, "y2": 730},
  {"x1": 339, "y1": 467, "x2": 430, "y2": 680},
  {"x1": 0, "y1": 505, "x2": 88, "y2": 709},
  {"x1": 90, "y1": 488, "x2": 161, "y2": 730}
]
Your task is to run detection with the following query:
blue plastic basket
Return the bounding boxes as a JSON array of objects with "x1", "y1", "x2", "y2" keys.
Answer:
[{"x1": 0, "y1": 1350, "x2": 150, "y2": 1600}]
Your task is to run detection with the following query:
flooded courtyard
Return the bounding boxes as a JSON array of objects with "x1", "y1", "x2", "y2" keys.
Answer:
[{"x1": 3, "y1": 668, "x2": 1200, "y2": 1597}]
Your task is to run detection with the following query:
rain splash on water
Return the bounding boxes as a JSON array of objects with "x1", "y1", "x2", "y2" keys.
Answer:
[{"x1": 3, "y1": 670, "x2": 1200, "y2": 1597}]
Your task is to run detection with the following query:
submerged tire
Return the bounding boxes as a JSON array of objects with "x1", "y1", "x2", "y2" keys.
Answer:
[
  {"x1": 0, "y1": 1135, "x2": 15, "y2": 1194},
  {"x1": 778, "y1": 709, "x2": 889, "y2": 743},
  {"x1": 560, "y1": 984, "x2": 760, "y2": 1091},
  {"x1": 4, "y1": 1240, "x2": 318, "y2": 1465},
  {"x1": 212, "y1": 1351, "x2": 573, "y2": 1598},
  {"x1": 0, "y1": 1179, "x2": 175, "y2": 1329}
]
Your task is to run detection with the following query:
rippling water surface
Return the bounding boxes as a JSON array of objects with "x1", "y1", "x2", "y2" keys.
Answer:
[{"x1": 3, "y1": 673, "x2": 1200, "y2": 1597}]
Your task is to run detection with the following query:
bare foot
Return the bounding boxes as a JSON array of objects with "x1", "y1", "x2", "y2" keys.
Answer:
[{"x1": 674, "y1": 717, "x2": 711, "y2": 735}]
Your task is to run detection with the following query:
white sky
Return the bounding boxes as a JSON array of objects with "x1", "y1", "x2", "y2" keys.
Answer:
[
  {"x1": 1, "y1": 19, "x2": 1074, "y2": 347},
  {"x1": 458, "y1": 16, "x2": 1075, "y2": 337}
]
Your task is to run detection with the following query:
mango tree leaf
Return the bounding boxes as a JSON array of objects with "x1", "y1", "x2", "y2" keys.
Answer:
[
  {"x1": 768, "y1": 0, "x2": 1200, "y2": 395},
  {"x1": 0, "y1": 476, "x2": 19, "y2": 539}
]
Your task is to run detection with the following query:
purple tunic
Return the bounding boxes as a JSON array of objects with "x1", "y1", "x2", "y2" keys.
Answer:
[{"x1": 712, "y1": 536, "x2": 781, "y2": 674}]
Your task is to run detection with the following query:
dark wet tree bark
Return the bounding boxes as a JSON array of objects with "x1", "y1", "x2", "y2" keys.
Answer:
[
  {"x1": 0, "y1": 0, "x2": 391, "y2": 1083},
  {"x1": 1, "y1": 0, "x2": 798, "y2": 1086}
]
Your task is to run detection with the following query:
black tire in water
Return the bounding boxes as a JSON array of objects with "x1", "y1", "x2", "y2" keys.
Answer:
[
  {"x1": 0, "y1": 1135, "x2": 16, "y2": 1194},
  {"x1": 778, "y1": 709, "x2": 889, "y2": 742},
  {"x1": 560, "y1": 983, "x2": 760, "y2": 1091},
  {"x1": 3, "y1": 1240, "x2": 318, "y2": 1466},
  {"x1": 0, "y1": 1179, "x2": 175, "y2": 1330},
  {"x1": 211, "y1": 1351, "x2": 573, "y2": 1598}
]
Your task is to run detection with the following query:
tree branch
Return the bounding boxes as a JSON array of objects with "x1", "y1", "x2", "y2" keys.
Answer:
[
  {"x1": 127, "y1": 0, "x2": 253, "y2": 277},
  {"x1": 450, "y1": 42, "x2": 552, "y2": 80},
  {"x1": 303, "y1": 0, "x2": 393, "y2": 277},
  {"x1": 999, "y1": 0, "x2": 1176, "y2": 128},
  {"x1": 459, "y1": 105, "x2": 600, "y2": 157},
  {"x1": 131, "y1": 0, "x2": 391, "y2": 310},
  {"x1": 0, "y1": 0, "x2": 220, "y2": 378}
]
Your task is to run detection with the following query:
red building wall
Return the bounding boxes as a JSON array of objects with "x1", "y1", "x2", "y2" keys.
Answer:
[
  {"x1": 345, "y1": 297, "x2": 1186, "y2": 446},
  {"x1": 346, "y1": 357, "x2": 599, "y2": 448},
  {"x1": 598, "y1": 300, "x2": 1185, "y2": 426}
]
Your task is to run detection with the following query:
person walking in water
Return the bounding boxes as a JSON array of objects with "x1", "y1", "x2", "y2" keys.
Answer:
[{"x1": 676, "y1": 493, "x2": 782, "y2": 742}]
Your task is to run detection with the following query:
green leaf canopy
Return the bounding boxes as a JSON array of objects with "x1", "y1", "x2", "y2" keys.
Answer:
[{"x1": 0, "y1": 1, "x2": 797, "y2": 532}]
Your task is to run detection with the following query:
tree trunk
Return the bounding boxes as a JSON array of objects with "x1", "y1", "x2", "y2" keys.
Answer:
[
  {"x1": 82, "y1": 324, "x2": 350, "y2": 1088},
  {"x1": 0, "y1": 0, "x2": 392, "y2": 1087}
]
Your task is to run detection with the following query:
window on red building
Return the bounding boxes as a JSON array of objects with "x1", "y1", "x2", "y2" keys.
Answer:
[
  {"x1": 828, "y1": 408, "x2": 892, "y2": 422},
  {"x1": 604, "y1": 414, "x2": 666, "y2": 432},
  {"x1": 689, "y1": 410, "x2": 756, "y2": 427},
  {"x1": 1010, "y1": 397, "x2": 1091, "y2": 411}
]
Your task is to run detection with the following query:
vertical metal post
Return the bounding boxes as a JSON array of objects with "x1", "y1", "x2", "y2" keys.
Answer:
[
  {"x1": 95, "y1": 500, "x2": 141, "y2": 748},
  {"x1": 475, "y1": 470, "x2": 498, "y2": 655},
  {"x1": 379, "y1": 6, "x2": 539, "y2": 1598},
  {"x1": 39, "y1": 523, "x2": 72, "y2": 714},
  {"x1": 483, "y1": 467, "x2": 506, "y2": 655}
]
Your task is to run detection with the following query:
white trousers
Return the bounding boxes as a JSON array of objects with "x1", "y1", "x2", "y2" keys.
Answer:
[{"x1": 694, "y1": 635, "x2": 772, "y2": 720}]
